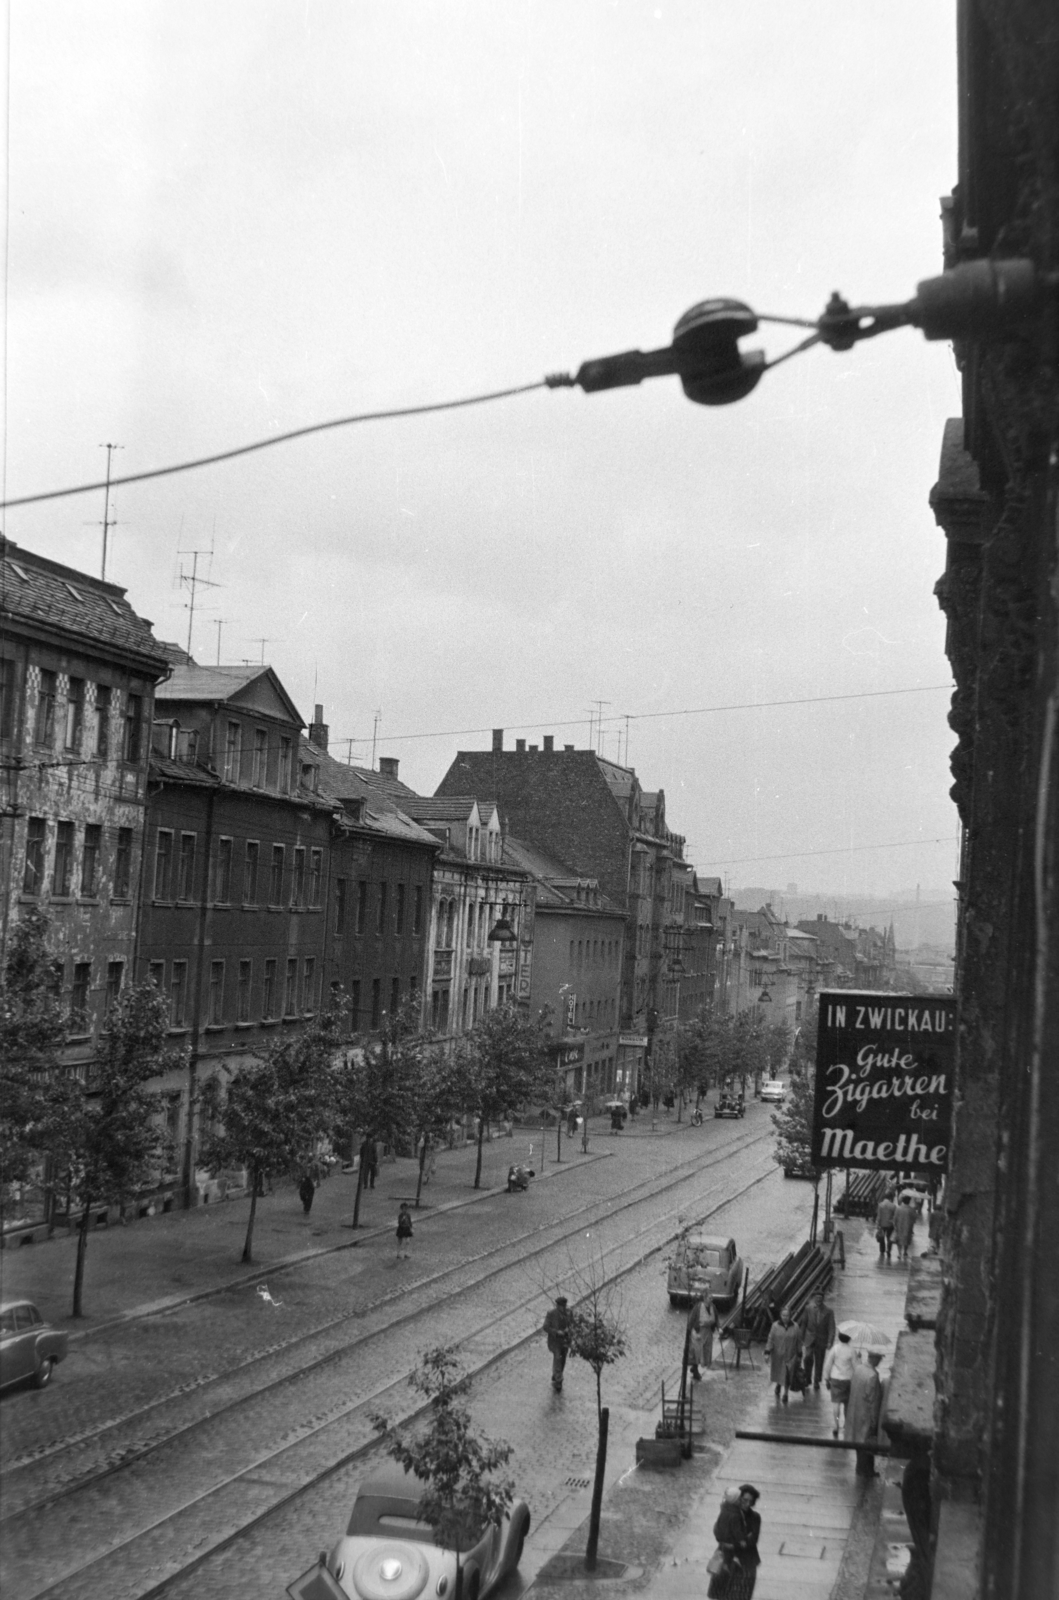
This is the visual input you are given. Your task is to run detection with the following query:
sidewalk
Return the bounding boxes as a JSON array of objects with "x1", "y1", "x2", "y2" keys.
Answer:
[
  {"x1": 532, "y1": 1218, "x2": 916, "y2": 1600},
  {"x1": 0, "y1": 1117, "x2": 616, "y2": 1333}
]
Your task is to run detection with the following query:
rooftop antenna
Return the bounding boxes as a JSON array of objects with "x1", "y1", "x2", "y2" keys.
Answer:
[
  {"x1": 371, "y1": 709, "x2": 382, "y2": 770},
  {"x1": 248, "y1": 637, "x2": 272, "y2": 665},
  {"x1": 92, "y1": 443, "x2": 123, "y2": 580},
  {"x1": 590, "y1": 699, "x2": 611, "y2": 756},
  {"x1": 177, "y1": 547, "x2": 220, "y2": 657},
  {"x1": 213, "y1": 618, "x2": 227, "y2": 665},
  {"x1": 623, "y1": 712, "x2": 631, "y2": 767}
]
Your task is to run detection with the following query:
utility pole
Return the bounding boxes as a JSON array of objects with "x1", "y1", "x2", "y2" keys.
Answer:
[{"x1": 97, "y1": 443, "x2": 123, "y2": 580}]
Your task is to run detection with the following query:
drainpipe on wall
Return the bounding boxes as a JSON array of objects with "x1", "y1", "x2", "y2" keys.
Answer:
[{"x1": 183, "y1": 785, "x2": 217, "y2": 1208}]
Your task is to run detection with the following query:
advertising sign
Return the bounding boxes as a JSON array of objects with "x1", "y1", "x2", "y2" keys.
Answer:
[
  {"x1": 811, "y1": 991, "x2": 955, "y2": 1172},
  {"x1": 554, "y1": 1042, "x2": 585, "y2": 1069}
]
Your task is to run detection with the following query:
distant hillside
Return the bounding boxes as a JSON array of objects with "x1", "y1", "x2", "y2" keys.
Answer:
[{"x1": 732, "y1": 888, "x2": 955, "y2": 953}]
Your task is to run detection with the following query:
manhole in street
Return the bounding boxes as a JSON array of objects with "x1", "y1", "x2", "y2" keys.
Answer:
[{"x1": 565, "y1": 1477, "x2": 592, "y2": 1489}]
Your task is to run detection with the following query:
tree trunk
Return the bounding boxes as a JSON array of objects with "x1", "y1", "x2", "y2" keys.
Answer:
[
  {"x1": 352, "y1": 1148, "x2": 365, "y2": 1228},
  {"x1": 72, "y1": 1198, "x2": 92, "y2": 1317},
  {"x1": 585, "y1": 1406, "x2": 609, "y2": 1570},
  {"x1": 242, "y1": 1169, "x2": 259, "y2": 1263},
  {"x1": 473, "y1": 1116, "x2": 485, "y2": 1189},
  {"x1": 415, "y1": 1137, "x2": 427, "y2": 1208},
  {"x1": 556, "y1": 1118, "x2": 562, "y2": 1162}
]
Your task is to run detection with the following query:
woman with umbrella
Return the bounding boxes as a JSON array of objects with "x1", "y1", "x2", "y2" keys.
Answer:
[{"x1": 833, "y1": 1320, "x2": 891, "y2": 1450}]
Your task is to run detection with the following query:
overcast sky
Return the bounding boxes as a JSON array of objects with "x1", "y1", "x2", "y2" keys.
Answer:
[{"x1": 2, "y1": 1, "x2": 961, "y2": 912}]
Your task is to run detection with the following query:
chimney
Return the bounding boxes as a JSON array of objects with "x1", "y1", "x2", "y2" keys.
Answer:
[
  {"x1": 529, "y1": 744, "x2": 538, "y2": 752},
  {"x1": 308, "y1": 703, "x2": 329, "y2": 751},
  {"x1": 543, "y1": 735, "x2": 554, "y2": 752},
  {"x1": 378, "y1": 756, "x2": 399, "y2": 779},
  {"x1": 515, "y1": 739, "x2": 526, "y2": 752},
  {"x1": 564, "y1": 744, "x2": 574, "y2": 752},
  {"x1": 492, "y1": 728, "x2": 504, "y2": 752}
]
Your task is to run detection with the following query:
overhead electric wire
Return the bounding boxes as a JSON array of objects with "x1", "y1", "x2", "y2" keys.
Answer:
[
  {"x1": 365, "y1": 683, "x2": 953, "y2": 745},
  {"x1": 0, "y1": 381, "x2": 549, "y2": 509},
  {"x1": 697, "y1": 836, "x2": 960, "y2": 869}
]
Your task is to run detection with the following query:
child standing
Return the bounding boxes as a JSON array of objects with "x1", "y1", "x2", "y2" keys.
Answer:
[{"x1": 396, "y1": 1202, "x2": 414, "y2": 1260}]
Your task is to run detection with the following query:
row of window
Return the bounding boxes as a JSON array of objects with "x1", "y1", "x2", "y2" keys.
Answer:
[
  {"x1": 147, "y1": 954, "x2": 318, "y2": 1028},
  {"x1": 0, "y1": 663, "x2": 144, "y2": 762},
  {"x1": 23, "y1": 818, "x2": 133, "y2": 900},
  {"x1": 334, "y1": 877, "x2": 425, "y2": 939},
  {"x1": 568, "y1": 936, "x2": 621, "y2": 969},
  {"x1": 571, "y1": 995, "x2": 617, "y2": 1029},
  {"x1": 43, "y1": 956, "x2": 126, "y2": 1033},
  {"x1": 153, "y1": 830, "x2": 324, "y2": 909},
  {"x1": 433, "y1": 897, "x2": 512, "y2": 950}
]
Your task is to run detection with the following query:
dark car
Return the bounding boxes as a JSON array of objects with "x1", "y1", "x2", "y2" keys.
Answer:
[
  {"x1": 290, "y1": 1462, "x2": 531, "y2": 1600},
  {"x1": 714, "y1": 1095, "x2": 745, "y2": 1119},
  {"x1": 0, "y1": 1300, "x2": 69, "y2": 1391}
]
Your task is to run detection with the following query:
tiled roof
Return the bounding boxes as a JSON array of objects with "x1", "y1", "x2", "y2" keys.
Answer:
[
  {"x1": 403, "y1": 796, "x2": 480, "y2": 822},
  {"x1": 307, "y1": 743, "x2": 439, "y2": 848},
  {"x1": 1, "y1": 537, "x2": 170, "y2": 674},
  {"x1": 159, "y1": 664, "x2": 269, "y2": 701}
]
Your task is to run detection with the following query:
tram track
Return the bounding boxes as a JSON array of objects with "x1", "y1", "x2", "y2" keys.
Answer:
[
  {"x1": 12, "y1": 1148, "x2": 779, "y2": 1600},
  {"x1": 1, "y1": 1123, "x2": 770, "y2": 1501}
]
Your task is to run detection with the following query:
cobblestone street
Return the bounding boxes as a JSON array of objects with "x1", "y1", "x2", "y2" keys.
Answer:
[{"x1": 1, "y1": 1105, "x2": 804, "y2": 1600}]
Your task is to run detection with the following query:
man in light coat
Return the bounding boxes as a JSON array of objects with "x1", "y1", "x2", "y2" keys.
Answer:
[{"x1": 845, "y1": 1351, "x2": 885, "y2": 1475}]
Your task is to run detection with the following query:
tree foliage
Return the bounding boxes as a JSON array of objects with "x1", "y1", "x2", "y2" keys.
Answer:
[
  {"x1": 199, "y1": 992, "x2": 345, "y2": 1261},
  {"x1": 50, "y1": 981, "x2": 185, "y2": 1315},
  {"x1": 0, "y1": 908, "x2": 65, "y2": 1199},
  {"x1": 568, "y1": 1300, "x2": 630, "y2": 1421},
  {"x1": 458, "y1": 1003, "x2": 553, "y2": 1188},
  {"x1": 372, "y1": 1345, "x2": 514, "y2": 1557},
  {"x1": 771, "y1": 1067, "x2": 818, "y2": 1176}
]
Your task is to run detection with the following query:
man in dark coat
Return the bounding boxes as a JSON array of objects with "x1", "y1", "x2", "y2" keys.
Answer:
[
  {"x1": 360, "y1": 1136, "x2": 378, "y2": 1190},
  {"x1": 544, "y1": 1295, "x2": 572, "y2": 1392},
  {"x1": 798, "y1": 1289, "x2": 836, "y2": 1390}
]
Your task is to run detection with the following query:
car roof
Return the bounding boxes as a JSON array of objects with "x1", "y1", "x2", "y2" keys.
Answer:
[
  {"x1": 0, "y1": 1300, "x2": 37, "y2": 1314},
  {"x1": 356, "y1": 1461, "x2": 425, "y2": 1503}
]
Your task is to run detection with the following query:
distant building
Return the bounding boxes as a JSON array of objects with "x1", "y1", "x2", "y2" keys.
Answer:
[
  {"x1": 503, "y1": 835, "x2": 625, "y2": 1103},
  {"x1": 435, "y1": 730, "x2": 689, "y2": 1093},
  {"x1": 138, "y1": 661, "x2": 332, "y2": 1203},
  {"x1": 0, "y1": 537, "x2": 170, "y2": 1073}
]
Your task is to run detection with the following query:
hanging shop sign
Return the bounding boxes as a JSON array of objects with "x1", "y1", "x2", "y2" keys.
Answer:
[{"x1": 811, "y1": 991, "x2": 955, "y2": 1172}]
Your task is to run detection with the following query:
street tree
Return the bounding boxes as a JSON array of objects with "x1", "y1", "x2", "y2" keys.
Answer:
[
  {"x1": 0, "y1": 908, "x2": 65, "y2": 1221},
  {"x1": 371, "y1": 1344, "x2": 514, "y2": 1593},
  {"x1": 565, "y1": 1267, "x2": 629, "y2": 1570},
  {"x1": 409, "y1": 1039, "x2": 464, "y2": 1208},
  {"x1": 771, "y1": 1066, "x2": 818, "y2": 1178},
  {"x1": 198, "y1": 993, "x2": 344, "y2": 1263},
  {"x1": 340, "y1": 996, "x2": 425, "y2": 1227},
  {"x1": 46, "y1": 981, "x2": 185, "y2": 1316},
  {"x1": 459, "y1": 1003, "x2": 553, "y2": 1188}
]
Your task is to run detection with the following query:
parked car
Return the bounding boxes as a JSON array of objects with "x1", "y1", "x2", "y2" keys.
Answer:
[
  {"x1": 290, "y1": 1462, "x2": 531, "y2": 1600},
  {"x1": 667, "y1": 1232, "x2": 744, "y2": 1311},
  {"x1": 782, "y1": 1153, "x2": 819, "y2": 1180},
  {"x1": 0, "y1": 1300, "x2": 69, "y2": 1392},
  {"x1": 759, "y1": 1079, "x2": 786, "y2": 1103},
  {"x1": 714, "y1": 1095, "x2": 745, "y2": 1119}
]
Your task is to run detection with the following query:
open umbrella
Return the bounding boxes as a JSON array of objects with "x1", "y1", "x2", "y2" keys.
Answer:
[{"x1": 837, "y1": 1319, "x2": 891, "y2": 1350}]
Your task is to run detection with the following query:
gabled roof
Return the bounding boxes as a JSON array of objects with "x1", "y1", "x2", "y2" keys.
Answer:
[
  {"x1": 503, "y1": 835, "x2": 622, "y2": 915},
  {"x1": 157, "y1": 663, "x2": 303, "y2": 726},
  {"x1": 404, "y1": 795, "x2": 481, "y2": 824},
  {"x1": 306, "y1": 742, "x2": 440, "y2": 849},
  {"x1": 1, "y1": 537, "x2": 170, "y2": 675}
]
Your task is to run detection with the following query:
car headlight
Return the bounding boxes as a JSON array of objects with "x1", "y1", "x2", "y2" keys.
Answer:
[
  {"x1": 436, "y1": 1579, "x2": 448, "y2": 1595},
  {"x1": 336, "y1": 1562, "x2": 345, "y2": 1581}
]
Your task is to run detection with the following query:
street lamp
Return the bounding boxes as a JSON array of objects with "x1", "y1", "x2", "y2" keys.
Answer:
[
  {"x1": 546, "y1": 259, "x2": 1058, "y2": 407},
  {"x1": 487, "y1": 916, "x2": 517, "y2": 944},
  {"x1": 758, "y1": 987, "x2": 772, "y2": 1005}
]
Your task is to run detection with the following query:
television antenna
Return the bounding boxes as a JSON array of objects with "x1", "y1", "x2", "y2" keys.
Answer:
[{"x1": 176, "y1": 547, "x2": 221, "y2": 657}]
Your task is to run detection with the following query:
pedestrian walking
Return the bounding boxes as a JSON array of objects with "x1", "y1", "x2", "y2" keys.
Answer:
[
  {"x1": 845, "y1": 1351, "x2": 885, "y2": 1475},
  {"x1": 360, "y1": 1136, "x2": 379, "y2": 1190},
  {"x1": 707, "y1": 1487, "x2": 746, "y2": 1599},
  {"x1": 298, "y1": 1173, "x2": 316, "y2": 1214},
  {"x1": 543, "y1": 1295, "x2": 572, "y2": 1392},
  {"x1": 823, "y1": 1330, "x2": 857, "y2": 1436},
  {"x1": 395, "y1": 1202, "x2": 413, "y2": 1259},
  {"x1": 875, "y1": 1190, "x2": 897, "y2": 1258},
  {"x1": 687, "y1": 1291, "x2": 718, "y2": 1379},
  {"x1": 764, "y1": 1304, "x2": 800, "y2": 1404},
  {"x1": 727, "y1": 1485, "x2": 762, "y2": 1599},
  {"x1": 797, "y1": 1288, "x2": 836, "y2": 1390},
  {"x1": 894, "y1": 1196, "x2": 915, "y2": 1261}
]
